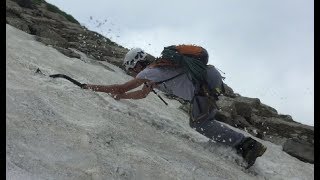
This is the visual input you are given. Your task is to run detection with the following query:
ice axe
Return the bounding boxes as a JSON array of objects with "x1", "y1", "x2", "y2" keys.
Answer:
[
  {"x1": 36, "y1": 68, "x2": 168, "y2": 105},
  {"x1": 144, "y1": 82, "x2": 168, "y2": 106}
]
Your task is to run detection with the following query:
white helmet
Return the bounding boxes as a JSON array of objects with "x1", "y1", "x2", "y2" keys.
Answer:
[{"x1": 123, "y1": 48, "x2": 147, "y2": 71}]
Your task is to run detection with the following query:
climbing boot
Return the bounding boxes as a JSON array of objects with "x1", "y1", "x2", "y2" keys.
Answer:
[{"x1": 235, "y1": 137, "x2": 267, "y2": 169}]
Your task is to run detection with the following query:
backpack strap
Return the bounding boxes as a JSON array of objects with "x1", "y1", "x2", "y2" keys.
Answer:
[
  {"x1": 154, "y1": 72, "x2": 186, "y2": 85},
  {"x1": 189, "y1": 69, "x2": 224, "y2": 123},
  {"x1": 189, "y1": 91, "x2": 219, "y2": 123}
]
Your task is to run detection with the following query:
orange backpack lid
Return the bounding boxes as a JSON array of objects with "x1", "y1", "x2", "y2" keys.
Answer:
[
  {"x1": 175, "y1": 44, "x2": 204, "y2": 56},
  {"x1": 148, "y1": 58, "x2": 179, "y2": 68}
]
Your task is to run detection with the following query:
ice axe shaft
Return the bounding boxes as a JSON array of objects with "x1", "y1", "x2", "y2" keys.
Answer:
[
  {"x1": 145, "y1": 83, "x2": 168, "y2": 106},
  {"x1": 49, "y1": 74, "x2": 84, "y2": 88},
  {"x1": 152, "y1": 89, "x2": 168, "y2": 105},
  {"x1": 35, "y1": 68, "x2": 85, "y2": 88}
]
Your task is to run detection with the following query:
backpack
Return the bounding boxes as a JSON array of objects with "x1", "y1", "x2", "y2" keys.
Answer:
[
  {"x1": 150, "y1": 44, "x2": 225, "y2": 104},
  {"x1": 150, "y1": 44, "x2": 209, "y2": 84}
]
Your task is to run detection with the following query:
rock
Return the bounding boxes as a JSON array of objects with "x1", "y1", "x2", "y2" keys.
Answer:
[
  {"x1": 16, "y1": 0, "x2": 33, "y2": 9},
  {"x1": 254, "y1": 103, "x2": 278, "y2": 117},
  {"x1": 234, "y1": 101, "x2": 252, "y2": 120},
  {"x1": 216, "y1": 96, "x2": 237, "y2": 116},
  {"x1": 35, "y1": 36, "x2": 60, "y2": 46},
  {"x1": 245, "y1": 126, "x2": 263, "y2": 138},
  {"x1": 250, "y1": 116, "x2": 314, "y2": 140},
  {"x1": 233, "y1": 115, "x2": 251, "y2": 128},
  {"x1": 263, "y1": 135, "x2": 288, "y2": 146},
  {"x1": 6, "y1": 17, "x2": 30, "y2": 33},
  {"x1": 215, "y1": 111, "x2": 234, "y2": 126},
  {"x1": 6, "y1": 1, "x2": 31, "y2": 33},
  {"x1": 277, "y1": 114, "x2": 294, "y2": 122},
  {"x1": 7, "y1": 0, "x2": 126, "y2": 69},
  {"x1": 234, "y1": 96, "x2": 261, "y2": 108},
  {"x1": 53, "y1": 46, "x2": 81, "y2": 59},
  {"x1": 283, "y1": 138, "x2": 314, "y2": 164},
  {"x1": 223, "y1": 83, "x2": 236, "y2": 98},
  {"x1": 248, "y1": 114, "x2": 265, "y2": 126},
  {"x1": 29, "y1": 24, "x2": 68, "y2": 46}
]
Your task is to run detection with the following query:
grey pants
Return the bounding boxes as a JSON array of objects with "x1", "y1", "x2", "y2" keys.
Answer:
[
  {"x1": 190, "y1": 118, "x2": 245, "y2": 147},
  {"x1": 190, "y1": 95, "x2": 245, "y2": 147}
]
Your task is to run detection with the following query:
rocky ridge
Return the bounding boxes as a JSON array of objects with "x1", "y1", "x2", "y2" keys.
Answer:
[{"x1": 6, "y1": 0, "x2": 314, "y2": 163}]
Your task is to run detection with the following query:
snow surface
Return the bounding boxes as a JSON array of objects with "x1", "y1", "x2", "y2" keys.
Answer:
[{"x1": 6, "y1": 24, "x2": 314, "y2": 180}]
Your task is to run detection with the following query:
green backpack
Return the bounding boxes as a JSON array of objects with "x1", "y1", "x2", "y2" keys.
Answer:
[
  {"x1": 159, "y1": 44, "x2": 209, "y2": 84},
  {"x1": 150, "y1": 44, "x2": 225, "y2": 101}
]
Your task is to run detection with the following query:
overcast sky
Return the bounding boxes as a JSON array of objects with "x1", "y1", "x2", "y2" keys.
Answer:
[{"x1": 46, "y1": 0, "x2": 314, "y2": 126}]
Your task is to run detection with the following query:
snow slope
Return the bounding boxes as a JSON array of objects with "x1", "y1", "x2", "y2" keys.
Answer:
[{"x1": 6, "y1": 24, "x2": 314, "y2": 180}]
